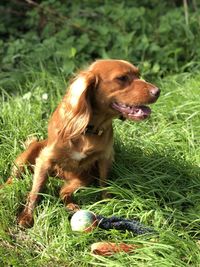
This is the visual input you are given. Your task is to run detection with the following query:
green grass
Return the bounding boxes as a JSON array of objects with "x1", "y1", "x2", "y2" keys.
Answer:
[{"x1": 0, "y1": 70, "x2": 200, "y2": 266}]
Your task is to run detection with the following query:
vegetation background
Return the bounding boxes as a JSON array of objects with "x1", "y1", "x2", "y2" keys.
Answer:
[{"x1": 0, "y1": 0, "x2": 200, "y2": 266}]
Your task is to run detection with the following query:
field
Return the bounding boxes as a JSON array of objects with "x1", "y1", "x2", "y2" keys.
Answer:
[
  {"x1": 0, "y1": 1, "x2": 200, "y2": 266},
  {"x1": 0, "y1": 68, "x2": 199, "y2": 266}
]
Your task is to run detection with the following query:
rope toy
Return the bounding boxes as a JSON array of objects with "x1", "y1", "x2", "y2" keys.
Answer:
[
  {"x1": 96, "y1": 214, "x2": 153, "y2": 235},
  {"x1": 70, "y1": 210, "x2": 154, "y2": 235}
]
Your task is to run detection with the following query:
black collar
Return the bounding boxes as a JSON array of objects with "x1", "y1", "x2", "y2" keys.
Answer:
[{"x1": 84, "y1": 125, "x2": 104, "y2": 136}]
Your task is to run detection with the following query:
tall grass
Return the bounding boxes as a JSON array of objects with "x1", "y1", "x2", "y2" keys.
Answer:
[{"x1": 0, "y1": 70, "x2": 200, "y2": 266}]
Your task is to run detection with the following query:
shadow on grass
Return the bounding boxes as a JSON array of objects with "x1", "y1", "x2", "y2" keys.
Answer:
[{"x1": 110, "y1": 144, "x2": 200, "y2": 212}]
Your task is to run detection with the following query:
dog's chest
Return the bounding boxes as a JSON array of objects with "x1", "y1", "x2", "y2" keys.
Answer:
[
  {"x1": 55, "y1": 150, "x2": 99, "y2": 173},
  {"x1": 54, "y1": 144, "x2": 98, "y2": 171},
  {"x1": 70, "y1": 151, "x2": 87, "y2": 161},
  {"x1": 54, "y1": 131, "x2": 113, "y2": 172}
]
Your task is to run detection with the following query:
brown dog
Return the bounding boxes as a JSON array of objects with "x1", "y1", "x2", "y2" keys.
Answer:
[{"x1": 4, "y1": 59, "x2": 160, "y2": 227}]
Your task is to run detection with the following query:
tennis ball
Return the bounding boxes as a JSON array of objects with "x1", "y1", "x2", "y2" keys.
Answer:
[{"x1": 70, "y1": 210, "x2": 97, "y2": 232}]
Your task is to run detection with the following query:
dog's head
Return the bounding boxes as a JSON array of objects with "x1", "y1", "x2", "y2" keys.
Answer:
[
  {"x1": 61, "y1": 59, "x2": 160, "y2": 139},
  {"x1": 89, "y1": 59, "x2": 160, "y2": 121}
]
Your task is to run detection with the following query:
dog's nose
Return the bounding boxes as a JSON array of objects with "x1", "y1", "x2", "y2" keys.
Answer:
[{"x1": 149, "y1": 87, "x2": 160, "y2": 98}]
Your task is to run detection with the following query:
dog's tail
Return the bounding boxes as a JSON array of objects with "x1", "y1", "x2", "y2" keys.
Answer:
[{"x1": 0, "y1": 137, "x2": 47, "y2": 188}]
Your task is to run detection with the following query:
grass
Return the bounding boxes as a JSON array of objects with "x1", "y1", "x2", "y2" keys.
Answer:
[{"x1": 0, "y1": 69, "x2": 200, "y2": 266}]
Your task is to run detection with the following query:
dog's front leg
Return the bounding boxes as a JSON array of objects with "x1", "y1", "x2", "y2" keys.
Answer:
[
  {"x1": 60, "y1": 172, "x2": 93, "y2": 212},
  {"x1": 18, "y1": 148, "x2": 52, "y2": 228},
  {"x1": 60, "y1": 179, "x2": 84, "y2": 212}
]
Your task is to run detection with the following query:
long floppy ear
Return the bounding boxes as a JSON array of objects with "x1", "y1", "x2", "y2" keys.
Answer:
[{"x1": 59, "y1": 70, "x2": 98, "y2": 140}]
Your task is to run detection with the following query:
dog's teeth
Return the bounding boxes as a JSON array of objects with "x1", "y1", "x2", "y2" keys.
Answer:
[
  {"x1": 136, "y1": 109, "x2": 143, "y2": 115},
  {"x1": 120, "y1": 103, "x2": 127, "y2": 107}
]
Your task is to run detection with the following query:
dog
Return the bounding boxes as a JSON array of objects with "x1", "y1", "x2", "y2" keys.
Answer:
[{"x1": 4, "y1": 59, "x2": 160, "y2": 227}]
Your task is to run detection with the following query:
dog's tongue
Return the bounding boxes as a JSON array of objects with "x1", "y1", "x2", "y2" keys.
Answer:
[
  {"x1": 127, "y1": 106, "x2": 151, "y2": 120},
  {"x1": 130, "y1": 105, "x2": 151, "y2": 115},
  {"x1": 112, "y1": 103, "x2": 151, "y2": 121}
]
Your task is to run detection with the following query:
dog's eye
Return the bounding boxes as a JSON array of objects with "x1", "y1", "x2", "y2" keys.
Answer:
[{"x1": 116, "y1": 75, "x2": 129, "y2": 82}]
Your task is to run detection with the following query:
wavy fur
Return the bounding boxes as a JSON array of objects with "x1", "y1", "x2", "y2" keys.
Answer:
[{"x1": 59, "y1": 71, "x2": 98, "y2": 140}]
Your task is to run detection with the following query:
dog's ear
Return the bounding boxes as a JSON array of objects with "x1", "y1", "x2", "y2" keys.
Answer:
[
  {"x1": 60, "y1": 71, "x2": 98, "y2": 140},
  {"x1": 68, "y1": 71, "x2": 98, "y2": 108}
]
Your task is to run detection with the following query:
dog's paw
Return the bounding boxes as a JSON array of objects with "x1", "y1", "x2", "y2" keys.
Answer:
[
  {"x1": 17, "y1": 211, "x2": 34, "y2": 228},
  {"x1": 66, "y1": 203, "x2": 80, "y2": 213}
]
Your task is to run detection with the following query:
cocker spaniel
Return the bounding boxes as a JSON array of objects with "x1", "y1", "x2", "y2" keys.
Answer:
[{"x1": 4, "y1": 59, "x2": 160, "y2": 227}]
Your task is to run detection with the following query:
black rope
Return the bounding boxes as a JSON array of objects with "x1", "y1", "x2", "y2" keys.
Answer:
[{"x1": 96, "y1": 215, "x2": 155, "y2": 235}]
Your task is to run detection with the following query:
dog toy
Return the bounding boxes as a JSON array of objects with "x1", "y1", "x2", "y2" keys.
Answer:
[
  {"x1": 70, "y1": 210, "x2": 153, "y2": 235},
  {"x1": 91, "y1": 242, "x2": 139, "y2": 256},
  {"x1": 70, "y1": 210, "x2": 98, "y2": 232}
]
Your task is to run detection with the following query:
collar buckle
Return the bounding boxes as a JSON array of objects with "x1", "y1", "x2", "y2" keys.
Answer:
[{"x1": 84, "y1": 125, "x2": 104, "y2": 136}]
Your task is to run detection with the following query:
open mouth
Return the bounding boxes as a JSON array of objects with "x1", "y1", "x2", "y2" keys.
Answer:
[{"x1": 112, "y1": 102, "x2": 151, "y2": 121}]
